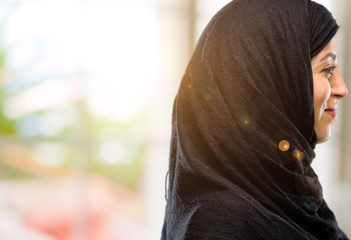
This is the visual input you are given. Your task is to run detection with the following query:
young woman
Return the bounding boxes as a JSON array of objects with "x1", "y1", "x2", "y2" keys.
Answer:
[{"x1": 161, "y1": 0, "x2": 349, "y2": 239}]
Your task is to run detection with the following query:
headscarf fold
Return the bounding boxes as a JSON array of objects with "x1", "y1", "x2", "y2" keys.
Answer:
[{"x1": 161, "y1": 0, "x2": 347, "y2": 239}]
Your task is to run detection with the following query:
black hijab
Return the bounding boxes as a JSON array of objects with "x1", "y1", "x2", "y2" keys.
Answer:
[{"x1": 161, "y1": 0, "x2": 348, "y2": 239}]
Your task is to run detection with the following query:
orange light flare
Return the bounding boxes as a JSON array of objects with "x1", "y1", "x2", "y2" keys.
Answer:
[{"x1": 278, "y1": 140, "x2": 290, "y2": 152}]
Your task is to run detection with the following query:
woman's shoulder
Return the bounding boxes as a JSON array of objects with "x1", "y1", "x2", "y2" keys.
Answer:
[{"x1": 162, "y1": 191, "x2": 314, "y2": 240}]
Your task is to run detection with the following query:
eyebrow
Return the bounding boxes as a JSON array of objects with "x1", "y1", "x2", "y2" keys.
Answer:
[{"x1": 320, "y1": 53, "x2": 336, "y2": 62}]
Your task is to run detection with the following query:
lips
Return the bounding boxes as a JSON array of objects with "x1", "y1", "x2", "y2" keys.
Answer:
[
  {"x1": 324, "y1": 105, "x2": 337, "y2": 118},
  {"x1": 324, "y1": 105, "x2": 337, "y2": 111}
]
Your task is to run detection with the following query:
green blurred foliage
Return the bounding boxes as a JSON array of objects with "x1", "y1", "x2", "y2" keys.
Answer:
[
  {"x1": 0, "y1": 161, "x2": 35, "y2": 179},
  {"x1": 0, "y1": 45, "x2": 16, "y2": 135},
  {"x1": 0, "y1": 33, "x2": 145, "y2": 189},
  {"x1": 0, "y1": 92, "x2": 16, "y2": 135}
]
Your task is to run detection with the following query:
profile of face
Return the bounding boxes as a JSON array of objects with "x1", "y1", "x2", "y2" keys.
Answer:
[{"x1": 311, "y1": 37, "x2": 348, "y2": 143}]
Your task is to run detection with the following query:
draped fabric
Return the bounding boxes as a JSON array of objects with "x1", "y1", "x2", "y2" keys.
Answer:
[{"x1": 161, "y1": 0, "x2": 348, "y2": 239}]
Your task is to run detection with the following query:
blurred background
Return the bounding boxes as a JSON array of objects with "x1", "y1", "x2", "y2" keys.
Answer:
[{"x1": 0, "y1": 0, "x2": 349, "y2": 239}]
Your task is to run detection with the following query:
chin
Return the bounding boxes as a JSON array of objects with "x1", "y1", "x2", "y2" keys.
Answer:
[
  {"x1": 316, "y1": 136, "x2": 329, "y2": 144},
  {"x1": 315, "y1": 128, "x2": 332, "y2": 144}
]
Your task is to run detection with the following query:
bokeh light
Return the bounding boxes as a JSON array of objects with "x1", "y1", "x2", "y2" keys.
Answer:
[
  {"x1": 292, "y1": 147, "x2": 306, "y2": 162},
  {"x1": 278, "y1": 140, "x2": 290, "y2": 152}
]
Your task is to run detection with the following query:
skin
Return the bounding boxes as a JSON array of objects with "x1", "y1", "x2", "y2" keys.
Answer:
[{"x1": 311, "y1": 37, "x2": 348, "y2": 143}]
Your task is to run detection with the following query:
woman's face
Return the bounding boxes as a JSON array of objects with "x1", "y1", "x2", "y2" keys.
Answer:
[{"x1": 311, "y1": 37, "x2": 348, "y2": 143}]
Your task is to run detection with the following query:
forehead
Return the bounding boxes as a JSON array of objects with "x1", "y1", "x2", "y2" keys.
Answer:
[{"x1": 311, "y1": 37, "x2": 337, "y2": 63}]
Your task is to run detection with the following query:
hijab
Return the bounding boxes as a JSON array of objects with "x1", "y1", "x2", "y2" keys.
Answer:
[{"x1": 161, "y1": 0, "x2": 348, "y2": 239}]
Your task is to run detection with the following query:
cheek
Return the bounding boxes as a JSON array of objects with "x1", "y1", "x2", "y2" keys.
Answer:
[
  {"x1": 313, "y1": 77, "x2": 331, "y2": 119},
  {"x1": 313, "y1": 78, "x2": 331, "y2": 110}
]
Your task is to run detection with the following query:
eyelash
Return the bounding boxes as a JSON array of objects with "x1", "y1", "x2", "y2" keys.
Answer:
[{"x1": 322, "y1": 66, "x2": 336, "y2": 78}]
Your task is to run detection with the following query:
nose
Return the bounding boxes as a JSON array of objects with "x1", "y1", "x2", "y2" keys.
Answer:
[{"x1": 331, "y1": 67, "x2": 348, "y2": 99}]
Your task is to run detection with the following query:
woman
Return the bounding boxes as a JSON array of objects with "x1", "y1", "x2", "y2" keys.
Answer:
[{"x1": 161, "y1": 0, "x2": 348, "y2": 239}]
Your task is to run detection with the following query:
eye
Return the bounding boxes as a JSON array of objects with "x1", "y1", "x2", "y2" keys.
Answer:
[{"x1": 321, "y1": 66, "x2": 336, "y2": 79}]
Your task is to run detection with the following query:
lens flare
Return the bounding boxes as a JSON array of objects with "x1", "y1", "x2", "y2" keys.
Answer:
[
  {"x1": 204, "y1": 94, "x2": 211, "y2": 101},
  {"x1": 292, "y1": 147, "x2": 306, "y2": 162},
  {"x1": 237, "y1": 114, "x2": 257, "y2": 133},
  {"x1": 278, "y1": 140, "x2": 290, "y2": 151}
]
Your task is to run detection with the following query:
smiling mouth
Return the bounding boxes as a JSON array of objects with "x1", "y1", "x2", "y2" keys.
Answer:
[
  {"x1": 324, "y1": 105, "x2": 337, "y2": 111},
  {"x1": 324, "y1": 105, "x2": 337, "y2": 118}
]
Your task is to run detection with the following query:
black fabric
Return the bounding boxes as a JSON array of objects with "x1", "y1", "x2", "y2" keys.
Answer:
[{"x1": 161, "y1": 0, "x2": 347, "y2": 240}]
